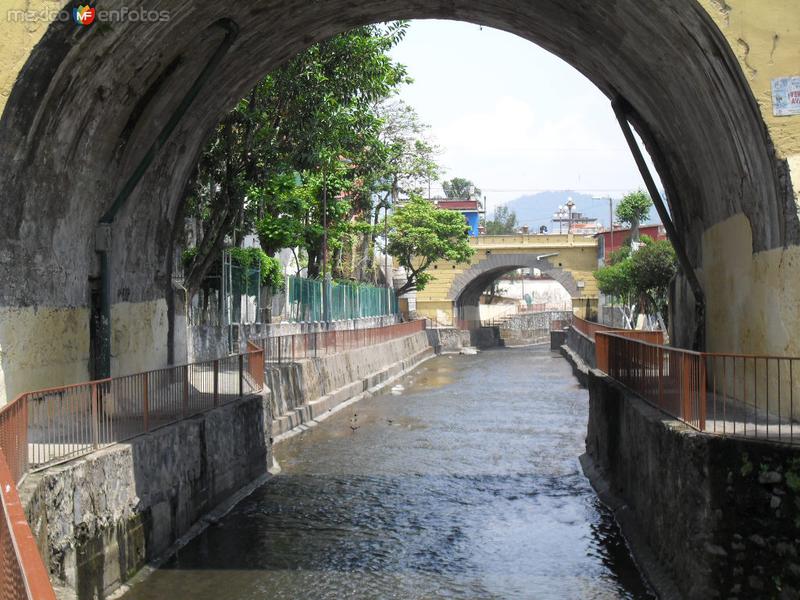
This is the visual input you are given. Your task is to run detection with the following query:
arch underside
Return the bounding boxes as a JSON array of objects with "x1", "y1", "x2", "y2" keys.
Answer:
[
  {"x1": 0, "y1": 0, "x2": 795, "y2": 312},
  {"x1": 450, "y1": 254, "x2": 579, "y2": 315}
]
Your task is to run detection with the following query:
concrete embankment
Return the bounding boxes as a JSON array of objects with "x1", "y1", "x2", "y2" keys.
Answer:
[
  {"x1": 563, "y1": 337, "x2": 800, "y2": 600},
  {"x1": 21, "y1": 395, "x2": 270, "y2": 600},
  {"x1": 497, "y1": 311, "x2": 572, "y2": 347},
  {"x1": 20, "y1": 329, "x2": 439, "y2": 600},
  {"x1": 267, "y1": 330, "x2": 435, "y2": 438}
]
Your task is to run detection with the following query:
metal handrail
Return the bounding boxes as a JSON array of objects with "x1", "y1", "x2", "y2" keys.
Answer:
[
  {"x1": 253, "y1": 319, "x2": 427, "y2": 364},
  {"x1": 596, "y1": 332, "x2": 800, "y2": 444}
]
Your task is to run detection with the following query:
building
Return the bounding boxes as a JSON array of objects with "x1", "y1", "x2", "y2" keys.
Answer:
[
  {"x1": 595, "y1": 224, "x2": 668, "y2": 264},
  {"x1": 434, "y1": 198, "x2": 482, "y2": 237}
]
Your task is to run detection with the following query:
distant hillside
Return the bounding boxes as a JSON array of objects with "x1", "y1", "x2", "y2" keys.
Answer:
[{"x1": 494, "y1": 190, "x2": 663, "y2": 233}]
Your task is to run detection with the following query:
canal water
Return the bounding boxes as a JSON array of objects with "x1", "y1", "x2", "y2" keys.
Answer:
[{"x1": 122, "y1": 347, "x2": 653, "y2": 600}]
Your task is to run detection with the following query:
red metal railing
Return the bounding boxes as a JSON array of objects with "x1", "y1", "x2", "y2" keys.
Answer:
[
  {"x1": 0, "y1": 450, "x2": 56, "y2": 600},
  {"x1": 254, "y1": 320, "x2": 426, "y2": 363},
  {"x1": 597, "y1": 332, "x2": 800, "y2": 443},
  {"x1": 572, "y1": 315, "x2": 665, "y2": 344},
  {"x1": 0, "y1": 345, "x2": 265, "y2": 598}
]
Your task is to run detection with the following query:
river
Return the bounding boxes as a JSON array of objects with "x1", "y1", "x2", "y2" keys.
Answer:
[{"x1": 121, "y1": 346, "x2": 653, "y2": 600}]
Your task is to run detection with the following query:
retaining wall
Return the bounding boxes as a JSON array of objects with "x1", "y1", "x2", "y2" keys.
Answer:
[
  {"x1": 565, "y1": 340, "x2": 800, "y2": 599},
  {"x1": 21, "y1": 394, "x2": 270, "y2": 600},
  {"x1": 266, "y1": 331, "x2": 434, "y2": 437},
  {"x1": 565, "y1": 326, "x2": 596, "y2": 368}
]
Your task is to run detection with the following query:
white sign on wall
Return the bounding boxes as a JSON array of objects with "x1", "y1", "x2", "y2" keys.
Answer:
[{"x1": 772, "y1": 76, "x2": 800, "y2": 116}]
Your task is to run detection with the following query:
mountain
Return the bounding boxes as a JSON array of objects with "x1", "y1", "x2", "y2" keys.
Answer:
[
  {"x1": 497, "y1": 190, "x2": 662, "y2": 232},
  {"x1": 498, "y1": 191, "x2": 608, "y2": 232}
]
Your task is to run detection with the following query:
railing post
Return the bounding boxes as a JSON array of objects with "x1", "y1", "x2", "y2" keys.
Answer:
[
  {"x1": 658, "y1": 347, "x2": 664, "y2": 409},
  {"x1": 143, "y1": 373, "x2": 149, "y2": 433},
  {"x1": 239, "y1": 354, "x2": 244, "y2": 397},
  {"x1": 213, "y1": 360, "x2": 219, "y2": 407},
  {"x1": 91, "y1": 383, "x2": 99, "y2": 449},
  {"x1": 183, "y1": 365, "x2": 190, "y2": 416},
  {"x1": 681, "y1": 353, "x2": 692, "y2": 422},
  {"x1": 699, "y1": 355, "x2": 707, "y2": 431}
]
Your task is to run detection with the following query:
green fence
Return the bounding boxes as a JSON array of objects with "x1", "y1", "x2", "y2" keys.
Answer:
[{"x1": 286, "y1": 276, "x2": 398, "y2": 322}]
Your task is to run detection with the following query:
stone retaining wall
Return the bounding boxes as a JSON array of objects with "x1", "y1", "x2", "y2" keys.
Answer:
[
  {"x1": 266, "y1": 331, "x2": 435, "y2": 437},
  {"x1": 21, "y1": 394, "x2": 270, "y2": 600},
  {"x1": 566, "y1": 342, "x2": 800, "y2": 599},
  {"x1": 565, "y1": 326, "x2": 596, "y2": 368}
]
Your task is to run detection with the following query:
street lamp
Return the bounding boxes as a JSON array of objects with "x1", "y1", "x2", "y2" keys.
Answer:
[{"x1": 566, "y1": 197, "x2": 575, "y2": 234}]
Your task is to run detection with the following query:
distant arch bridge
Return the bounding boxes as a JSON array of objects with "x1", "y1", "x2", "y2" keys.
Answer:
[{"x1": 413, "y1": 234, "x2": 598, "y2": 326}]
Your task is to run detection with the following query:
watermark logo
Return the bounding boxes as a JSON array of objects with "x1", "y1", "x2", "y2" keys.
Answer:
[
  {"x1": 73, "y1": 5, "x2": 96, "y2": 26},
  {"x1": 7, "y1": 5, "x2": 170, "y2": 25}
]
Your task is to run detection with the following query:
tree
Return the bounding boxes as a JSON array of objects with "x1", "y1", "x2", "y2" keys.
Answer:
[
  {"x1": 442, "y1": 177, "x2": 480, "y2": 200},
  {"x1": 594, "y1": 236, "x2": 677, "y2": 328},
  {"x1": 484, "y1": 205, "x2": 518, "y2": 235},
  {"x1": 387, "y1": 195, "x2": 474, "y2": 296},
  {"x1": 178, "y1": 22, "x2": 411, "y2": 292},
  {"x1": 358, "y1": 100, "x2": 441, "y2": 281},
  {"x1": 629, "y1": 239, "x2": 677, "y2": 318},
  {"x1": 616, "y1": 189, "x2": 651, "y2": 242}
]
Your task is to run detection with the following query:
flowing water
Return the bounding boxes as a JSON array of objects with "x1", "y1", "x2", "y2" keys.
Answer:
[{"x1": 121, "y1": 346, "x2": 654, "y2": 600}]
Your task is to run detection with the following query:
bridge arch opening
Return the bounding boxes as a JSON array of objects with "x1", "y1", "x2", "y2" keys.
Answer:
[
  {"x1": 0, "y1": 1, "x2": 797, "y2": 403},
  {"x1": 452, "y1": 258, "x2": 578, "y2": 326}
]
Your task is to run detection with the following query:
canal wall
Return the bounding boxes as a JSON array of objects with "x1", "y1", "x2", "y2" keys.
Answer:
[
  {"x1": 564, "y1": 326, "x2": 596, "y2": 369},
  {"x1": 267, "y1": 330, "x2": 435, "y2": 437},
  {"x1": 498, "y1": 311, "x2": 572, "y2": 347},
  {"x1": 565, "y1": 343, "x2": 800, "y2": 599},
  {"x1": 20, "y1": 393, "x2": 271, "y2": 600}
]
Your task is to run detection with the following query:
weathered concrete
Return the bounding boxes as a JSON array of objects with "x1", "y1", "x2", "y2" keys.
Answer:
[
  {"x1": 425, "y1": 328, "x2": 472, "y2": 354},
  {"x1": 266, "y1": 330, "x2": 434, "y2": 437},
  {"x1": 564, "y1": 326, "x2": 596, "y2": 369},
  {"x1": 563, "y1": 339, "x2": 800, "y2": 599},
  {"x1": 21, "y1": 393, "x2": 270, "y2": 600},
  {"x1": 497, "y1": 310, "x2": 572, "y2": 347},
  {"x1": 1, "y1": 0, "x2": 799, "y2": 405}
]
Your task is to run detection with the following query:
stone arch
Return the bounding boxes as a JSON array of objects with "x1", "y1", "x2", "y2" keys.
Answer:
[
  {"x1": 0, "y1": 0, "x2": 797, "y2": 402},
  {"x1": 448, "y1": 254, "x2": 578, "y2": 321}
]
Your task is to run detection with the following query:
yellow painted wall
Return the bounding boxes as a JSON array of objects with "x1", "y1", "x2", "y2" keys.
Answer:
[
  {"x1": 698, "y1": 0, "x2": 800, "y2": 199},
  {"x1": 0, "y1": 306, "x2": 91, "y2": 405},
  {"x1": 415, "y1": 235, "x2": 599, "y2": 324},
  {"x1": 0, "y1": 299, "x2": 170, "y2": 405},
  {"x1": 0, "y1": 0, "x2": 61, "y2": 112}
]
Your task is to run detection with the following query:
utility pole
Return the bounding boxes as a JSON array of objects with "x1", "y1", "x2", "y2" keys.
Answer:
[
  {"x1": 609, "y1": 197, "x2": 614, "y2": 261},
  {"x1": 566, "y1": 198, "x2": 575, "y2": 234}
]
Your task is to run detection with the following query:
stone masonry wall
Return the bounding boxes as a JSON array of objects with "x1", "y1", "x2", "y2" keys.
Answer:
[
  {"x1": 585, "y1": 367, "x2": 800, "y2": 599},
  {"x1": 266, "y1": 330, "x2": 434, "y2": 437},
  {"x1": 21, "y1": 394, "x2": 270, "y2": 600}
]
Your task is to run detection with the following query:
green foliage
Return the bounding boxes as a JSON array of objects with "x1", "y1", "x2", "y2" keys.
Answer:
[
  {"x1": 484, "y1": 205, "x2": 518, "y2": 235},
  {"x1": 181, "y1": 22, "x2": 413, "y2": 288},
  {"x1": 387, "y1": 195, "x2": 474, "y2": 295},
  {"x1": 594, "y1": 259, "x2": 634, "y2": 301},
  {"x1": 741, "y1": 453, "x2": 754, "y2": 477},
  {"x1": 228, "y1": 247, "x2": 284, "y2": 289},
  {"x1": 442, "y1": 177, "x2": 480, "y2": 200},
  {"x1": 786, "y1": 458, "x2": 800, "y2": 493},
  {"x1": 594, "y1": 237, "x2": 677, "y2": 317},
  {"x1": 616, "y1": 190, "x2": 652, "y2": 240}
]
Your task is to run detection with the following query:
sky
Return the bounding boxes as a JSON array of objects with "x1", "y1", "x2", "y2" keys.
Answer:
[{"x1": 389, "y1": 20, "x2": 660, "y2": 216}]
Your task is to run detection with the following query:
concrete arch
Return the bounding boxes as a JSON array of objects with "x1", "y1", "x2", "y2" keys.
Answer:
[
  {"x1": 0, "y1": 0, "x2": 799, "y2": 402},
  {"x1": 450, "y1": 253, "x2": 578, "y2": 302},
  {"x1": 449, "y1": 254, "x2": 577, "y2": 322}
]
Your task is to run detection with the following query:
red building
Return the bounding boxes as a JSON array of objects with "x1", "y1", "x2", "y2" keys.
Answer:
[{"x1": 595, "y1": 224, "x2": 667, "y2": 264}]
